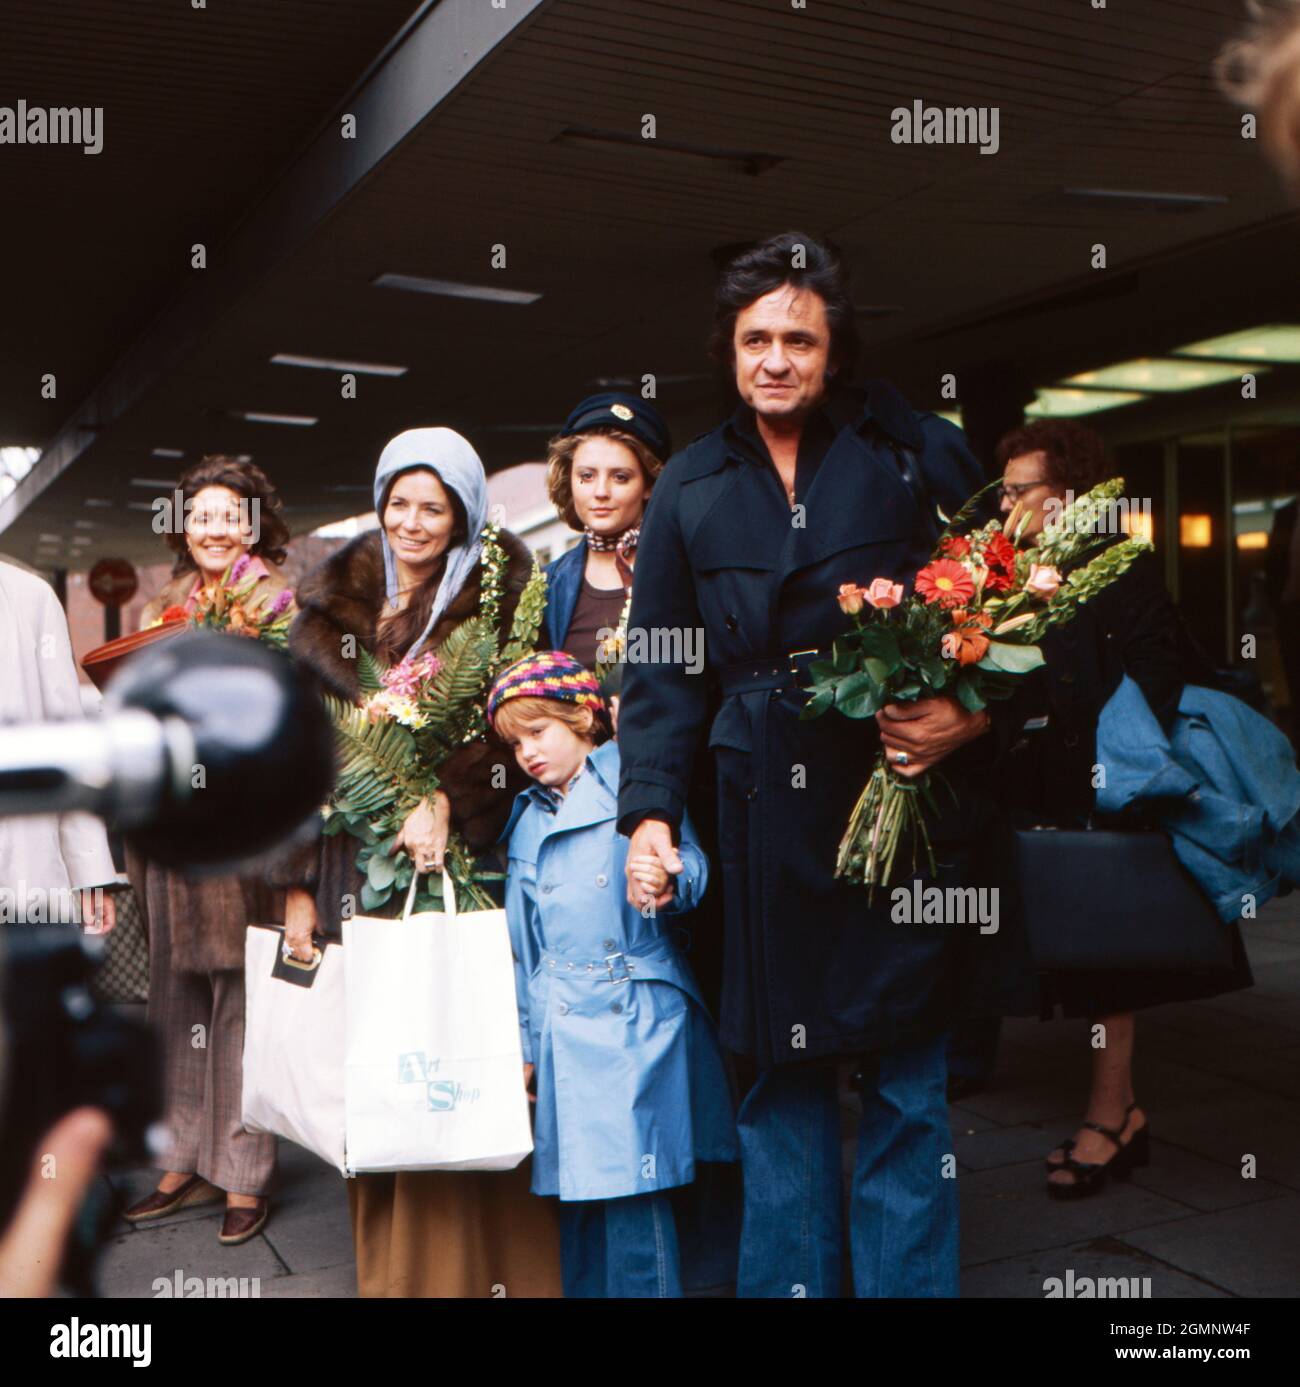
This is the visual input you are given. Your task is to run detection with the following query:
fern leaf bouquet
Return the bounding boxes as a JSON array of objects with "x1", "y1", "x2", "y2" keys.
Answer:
[{"x1": 322, "y1": 529, "x2": 547, "y2": 915}]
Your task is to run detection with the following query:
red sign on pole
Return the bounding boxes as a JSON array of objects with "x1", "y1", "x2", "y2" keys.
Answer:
[{"x1": 88, "y1": 557, "x2": 138, "y2": 608}]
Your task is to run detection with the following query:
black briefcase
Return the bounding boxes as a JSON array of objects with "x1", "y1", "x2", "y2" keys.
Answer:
[{"x1": 1014, "y1": 826, "x2": 1234, "y2": 971}]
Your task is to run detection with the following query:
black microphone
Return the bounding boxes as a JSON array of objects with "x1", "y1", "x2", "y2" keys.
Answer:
[{"x1": 0, "y1": 631, "x2": 334, "y2": 869}]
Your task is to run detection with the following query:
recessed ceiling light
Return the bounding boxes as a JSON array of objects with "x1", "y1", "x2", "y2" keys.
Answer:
[
  {"x1": 1052, "y1": 187, "x2": 1227, "y2": 212},
  {"x1": 130, "y1": 477, "x2": 178, "y2": 488},
  {"x1": 73, "y1": 520, "x2": 98, "y2": 529},
  {"x1": 1061, "y1": 358, "x2": 1263, "y2": 392},
  {"x1": 272, "y1": 353, "x2": 408, "y2": 377},
  {"x1": 374, "y1": 272, "x2": 542, "y2": 305},
  {"x1": 1173, "y1": 325, "x2": 1300, "y2": 363},
  {"x1": 554, "y1": 125, "x2": 782, "y2": 177},
  {"x1": 83, "y1": 498, "x2": 113, "y2": 507},
  {"x1": 126, "y1": 501, "x2": 160, "y2": 511},
  {"x1": 1026, "y1": 389, "x2": 1145, "y2": 418},
  {"x1": 151, "y1": 447, "x2": 185, "y2": 459},
  {"x1": 38, "y1": 532, "x2": 61, "y2": 542},
  {"x1": 234, "y1": 411, "x2": 318, "y2": 427},
  {"x1": 69, "y1": 536, "x2": 93, "y2": 546}
]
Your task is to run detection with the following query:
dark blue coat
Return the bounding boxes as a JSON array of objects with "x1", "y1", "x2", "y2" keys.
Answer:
[
  {"x1": 616, "y1": 382, "x2": 996, "y2": 1067},
  {"x1": 542, "y1": 537, "x2": 588, "y2": 651}
]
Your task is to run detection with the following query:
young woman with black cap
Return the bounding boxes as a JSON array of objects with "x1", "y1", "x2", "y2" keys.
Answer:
[{"x1": 541, "y1": 392, "x2": 672, "y2": 694}]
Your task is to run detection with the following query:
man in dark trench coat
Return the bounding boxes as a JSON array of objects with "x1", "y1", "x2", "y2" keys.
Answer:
[{"x1": 617, "y1": 232, "x2": 994, "y2": 1297}]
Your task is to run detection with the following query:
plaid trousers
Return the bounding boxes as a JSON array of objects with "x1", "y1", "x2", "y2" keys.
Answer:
[{"x1": 147, "y1": 909, "x2": 276, "y2": 1195}]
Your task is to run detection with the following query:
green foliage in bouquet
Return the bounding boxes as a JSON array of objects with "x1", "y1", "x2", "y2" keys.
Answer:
[{"x1": 318, "y1": 541, "x2": 547, "y2": 914}]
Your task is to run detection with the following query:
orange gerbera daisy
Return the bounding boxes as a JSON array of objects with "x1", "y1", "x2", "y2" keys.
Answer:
[{"x1": 915, "y1": 558, "x2": 975, "y2": 608}]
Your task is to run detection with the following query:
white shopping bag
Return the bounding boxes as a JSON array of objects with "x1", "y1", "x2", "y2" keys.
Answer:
[
  {"x1": 342, "y1": 871, "x2": 533, "y2": 1173},
  {"x1": 242, "y1": 924, "x2": 348, "y2": 1175}
]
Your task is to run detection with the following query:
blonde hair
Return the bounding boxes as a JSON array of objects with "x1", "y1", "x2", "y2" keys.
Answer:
[
  {"x1": 1217, "y1": 1, "x2": 1300, "y2": 188},
  {"x1": 545, "y1": 428, "x2": 664, "y2": 532},
  {"x1": 493, "y1": 695, "x2": 604, "y2": 745}
]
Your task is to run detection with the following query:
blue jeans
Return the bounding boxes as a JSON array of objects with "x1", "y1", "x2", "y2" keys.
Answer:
[
  {"x1": 736, "y1": 1034, "x2": 958, "y2": 1297},
  {"x1": 558, "y1": 1191, "x2": 683, "y2": 1297}
]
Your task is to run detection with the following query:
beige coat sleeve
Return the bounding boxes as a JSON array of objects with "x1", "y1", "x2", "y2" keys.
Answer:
[{"x1": 33, "y1": 577, "x2": 118, "y2": 888}]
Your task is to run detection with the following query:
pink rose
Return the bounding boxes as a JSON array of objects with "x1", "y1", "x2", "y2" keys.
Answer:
[
  {"x1": 837, "y1": 583, "x2": 867, "y2": 616},
  {"x1": 864, "y1": 578, "x2": 905, "y2": 610},
  {"x1": 1025, "y1": 563, "x2": 1063, "y2": 600}
]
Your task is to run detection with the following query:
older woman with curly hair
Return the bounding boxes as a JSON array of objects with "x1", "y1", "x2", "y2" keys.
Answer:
[
  {"x1": 541, "y1": 394, "x2": 672, "y2": 700},
  {"x1": 123, "y1": 455, "x2": 295, "y2": 1245}
]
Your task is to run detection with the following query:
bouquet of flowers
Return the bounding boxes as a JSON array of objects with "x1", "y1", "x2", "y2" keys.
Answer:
[
  {"x1": 322, "y1": 522, "x2": 548, "y2": 914},
  {"x1": 801, "y1": 478, "x2": 1153, "y2": 893},
  {"x1": 149, "y1": 554, "x2": 295, "y2": 649}
]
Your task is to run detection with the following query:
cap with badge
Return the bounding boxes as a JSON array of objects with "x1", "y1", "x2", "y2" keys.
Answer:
[{"x1": 558, "y1": 392, "x2": 673, "y2": 464}]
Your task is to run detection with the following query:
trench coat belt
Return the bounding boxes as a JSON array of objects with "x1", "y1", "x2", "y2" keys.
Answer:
[
  {"x1": 716, "y1": 649, "x2": 826, "y2": 697},
  {"x1": 538, "y1": 938, "x2": 703, "y2": 1005}
]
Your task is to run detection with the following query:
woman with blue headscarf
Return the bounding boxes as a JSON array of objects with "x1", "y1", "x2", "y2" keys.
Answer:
[{"x1": 274, "y1": 427, "x2": 562, "y2": 1296}]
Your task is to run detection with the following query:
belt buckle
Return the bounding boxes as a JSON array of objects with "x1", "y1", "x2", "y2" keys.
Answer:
[
  {"x1": 787, "y1": 647, "x2": 818, "y2": 686},
  {"x1": 603, "y1": 952, "x2": 633, "y2": 985}
]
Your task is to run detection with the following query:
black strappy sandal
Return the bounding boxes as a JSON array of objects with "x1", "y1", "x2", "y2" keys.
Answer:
[{"x1": 1045, "y1": 1104, "x2": 1149, "y2": 1200}]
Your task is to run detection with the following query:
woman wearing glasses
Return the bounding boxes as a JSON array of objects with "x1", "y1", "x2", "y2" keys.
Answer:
[{"x1": 991, "y1": 420, "x2": 1251, "y2": 1198}]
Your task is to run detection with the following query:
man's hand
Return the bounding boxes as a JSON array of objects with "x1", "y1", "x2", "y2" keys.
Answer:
[
  {"x1": 625, "y1": 818, "x2": 681, "y2": 911},
  {"x1": 522, "y1": 1062, "x2": 536, "y2": 1105},
  {"x1": 80, "y1": 888, "x2": 115, "y2": 936},
  {"x1": 876, "y1": 696, "x2": 990, "y2": 778}
]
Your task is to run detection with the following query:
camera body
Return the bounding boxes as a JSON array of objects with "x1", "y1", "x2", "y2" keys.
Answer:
[{"x1": 0, "y1": 924, "x2": 162, "y2": 1242}]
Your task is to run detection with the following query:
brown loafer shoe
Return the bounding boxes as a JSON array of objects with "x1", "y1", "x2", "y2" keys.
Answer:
[
  {"x1": 218, "y1": 1199, "x2": 269, "y2": 1246},
  {"x1": 122, "y1": 1174, "x2": 222, "y2": 1223}
]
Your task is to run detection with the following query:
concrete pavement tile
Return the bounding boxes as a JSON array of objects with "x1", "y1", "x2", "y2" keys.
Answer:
[
  {"x1": 1118, "y1": 1196, "x2": 1300, "y2": 1297},
  {"x1": 1129, "y1": 1139, "x2": 1291, "y2": 1213},
  {"x1": 97, "y1": 1221, "x2": 286, "y2": 1299},
  {"x1": 261, "y1": 1178, "x2": 353, "y2": 1274},
  {"x1": 962, "y1": 1235, "x2": 1227, "y2": 1298},
  {"x1": 1148, "y1": 1089, "x2": 1300, "y2": 1191},
  {"x1": 949, "y1": 1078, "x2": 1091, "y2": 1127},
  {"x1": 260, "y1": 1262, "x2": 357, "y2": 1298},
  {"x1": 958, "y1": 1161, "x2": 1192, "y2": 1266},
  {"x1": 948, "y1": 1105, "x2": 1001, "y2": 1135},
  {"x1": 954, "y1": 1122, "x2": 1060, "y2": 1172},
  {"x1": 1139, "y1": 1002, "x2": 1298, "y2": 1048},
  {"x1": 1183, "y1": 1043, "x2": 1300, "y2": 1102}
]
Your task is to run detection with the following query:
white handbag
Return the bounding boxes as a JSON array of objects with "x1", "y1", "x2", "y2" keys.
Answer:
[
  {"x1": 242, "y1": 924, "x2": 348, "y2": 1174},
  {"x1": 342, "y1": 871, "x2": 533, "y2": 1173}
]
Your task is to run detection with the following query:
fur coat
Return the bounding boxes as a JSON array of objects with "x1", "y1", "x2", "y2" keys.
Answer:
[
  {"x1": 275, "y1": 527, "x2": 536, "y2": 929},
  {"x1": 126, "y1": 560, "x2": 295, "y2": 973}
]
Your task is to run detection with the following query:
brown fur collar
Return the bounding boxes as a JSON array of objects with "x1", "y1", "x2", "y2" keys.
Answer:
[{"x1": 289, "y1": 527, "x2": 535, "y2": 702}]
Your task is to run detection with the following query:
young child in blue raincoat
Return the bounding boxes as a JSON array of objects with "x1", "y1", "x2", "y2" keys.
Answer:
[{"x1": 488, "y1": 651, "x2": 738, "y2": 1298}]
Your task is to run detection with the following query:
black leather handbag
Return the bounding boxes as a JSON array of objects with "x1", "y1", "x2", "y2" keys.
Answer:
[{"x1": 1014, "y1": 825, "x2": 1234, "y2": 971}]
